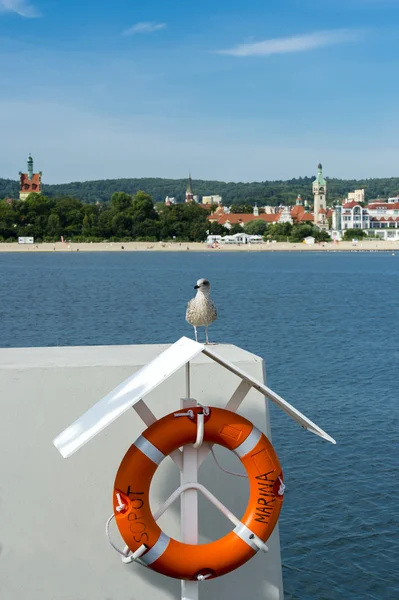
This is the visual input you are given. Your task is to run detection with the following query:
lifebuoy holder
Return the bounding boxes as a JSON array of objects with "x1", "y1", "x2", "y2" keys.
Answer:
[{"x1": 111, "y1": 406, "x2": 284, "y2": 581}]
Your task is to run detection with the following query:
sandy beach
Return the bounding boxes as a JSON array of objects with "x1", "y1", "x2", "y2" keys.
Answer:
[{"x1": 1, "y1": 240, "x2": 399, "y2": 252}]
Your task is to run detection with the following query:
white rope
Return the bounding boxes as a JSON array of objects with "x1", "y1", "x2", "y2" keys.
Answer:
[
  {"x1": 211, "y1": 448, "x2": 287, "y2": 497},
  {"x1": 277, "y1": 477, "x2": 286, "y2": 496},
  {"x1": 106, "y1": 514, "x2": 148, "y2": 563},
  {"x1": 211, "y1": 446, "x2": 248, "y2": 478},
  {"x1": 105, "y1": 514, "x2": 128, "y2": 556}
]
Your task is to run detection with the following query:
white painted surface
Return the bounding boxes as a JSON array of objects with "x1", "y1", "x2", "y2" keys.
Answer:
[
  {"x1": 0, "y1": 343, "x2": 284, "y2": 600},
  {"x1": 53, "y1": 337, "x2": 334, "y2": 459},
  {"x1": 53, "y1": 337, "x2": 204, "y2": 458}
]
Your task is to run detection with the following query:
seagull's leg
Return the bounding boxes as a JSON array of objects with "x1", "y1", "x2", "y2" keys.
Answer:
[
  {"x1": 193, "y1": 326, "x2": 198, "y2": 342},
  {"x1": 205, "y1": 326, "x2": 209, "y2": 345}
]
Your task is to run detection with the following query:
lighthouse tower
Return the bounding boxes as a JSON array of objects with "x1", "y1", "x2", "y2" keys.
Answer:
[
  {"x1": 312, "y1": 163, "x2": 327, "y2": 227},
  {"x1": 19, "y1": 154, "x2": 42, "y2": 201}
]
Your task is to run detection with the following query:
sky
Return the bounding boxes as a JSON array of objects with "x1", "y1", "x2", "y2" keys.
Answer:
[{"x1": 1, "y1": 0, "x2": 399, "y2": 184}]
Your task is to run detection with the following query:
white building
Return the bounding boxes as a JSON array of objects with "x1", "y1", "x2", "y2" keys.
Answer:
[
  {"x1": 347, "y1": 189, "x2": 365, "y2": 204},
  {"x1": 211, "y1": 233, "x2": 264, "y2": 245},
  {"x1": 304, "y1": 236, "x2": 315, "y2": 245},
  {"x1": 332, "y1": 199, "x2": 399, "y2": 240},
  {"x1": 279, "y1": 206, "x2": 293, "y2": 225},
  {"x1": 367, "y1": 200, "x2": 399, "y2": 239},
  {"x1": 340, "y1": 201, "x2": 370, "y2": 230},
  {"x1": 202, "y1": 195, "x2": 222, "y2": 205}
]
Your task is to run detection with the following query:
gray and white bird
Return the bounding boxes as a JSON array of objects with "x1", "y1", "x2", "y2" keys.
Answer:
[{"x1": 186, "y1": 278, "x2": 217, "y2": 344}]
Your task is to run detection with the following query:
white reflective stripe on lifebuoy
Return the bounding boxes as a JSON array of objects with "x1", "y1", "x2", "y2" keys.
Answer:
[
  {"x1": 140, "y1": 532, "x2": 170, "y2": 566},
  {"x1": 233, "y1": 523, "x2": 262, "y2": 552},
  {"x1": 233, "y1": 427, "x2": 262, "y2": 458},
  {"x1": 134, "y1": 435, "x2": 165, "y2": 465}
]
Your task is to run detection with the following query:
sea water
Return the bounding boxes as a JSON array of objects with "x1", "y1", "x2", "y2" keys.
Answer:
[{"x1": 0, "y1": 251, "x2": 397, "y2": 599}]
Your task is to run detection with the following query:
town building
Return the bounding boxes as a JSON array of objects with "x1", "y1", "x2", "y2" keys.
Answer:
[
  {"x1": 208, "y1": 203, "x2": 318, "y2": 230},
  {"x1": 202, "y1": 195, "x2": 222, "y2": 205},
  {"x1": 347, "y1": 189, "x2": 365, "y2": 204},
  {"x1": 367, "y1": 200, "x2": 399, "y2": 239},
  {"x1": 339, "y1": 201, "x2": 370, "y2": 231},
  {"x1": 279, "y1": 206, "x2": 293, "y2": 225},
  {"x1": 331, "y1": 198, "x2": 399, "y2": 240},
  {"x1": 19, "y1": 154, "x2": 42, "y2": 201}
]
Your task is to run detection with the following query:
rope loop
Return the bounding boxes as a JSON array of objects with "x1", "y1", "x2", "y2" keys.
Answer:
[{"x1": 277, "y1": 477, "x2": 286, "y2": 496}]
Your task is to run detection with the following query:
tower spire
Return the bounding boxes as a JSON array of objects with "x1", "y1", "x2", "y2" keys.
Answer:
[
  {"x1": 27, "y1": 153, "x2": 33, "y2": 180},
  {"x1": 186, "y1": 172, "x2": 192, "y2": 194},
  {"x1": 185, "y1": 172, "x2": 194, "y2": 203}
]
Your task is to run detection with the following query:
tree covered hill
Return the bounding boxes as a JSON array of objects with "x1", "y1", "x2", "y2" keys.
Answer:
[{"x1": 1, "y1": 175, "x2": 399, "y2": 205}]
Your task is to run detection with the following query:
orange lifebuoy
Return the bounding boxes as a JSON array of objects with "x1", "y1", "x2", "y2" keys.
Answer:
[{"x1": 113, "y1": 407, "x2": 284, "y2": 581}]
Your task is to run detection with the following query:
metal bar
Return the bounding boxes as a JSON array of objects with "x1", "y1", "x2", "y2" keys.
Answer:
[
  {"x1": 133, "y1": 400, "x2": 183, "y2": 469},
  {"x1": 225, "y1": 380, "x2": 252, "y2": 412},
  {"x1": 154, "y1": 482, "x2": 239, "y2": 527},
  {"x1": 198, "y1": 380, "x2": 252, "y2": 466},
  {"x1": 133, "y1": 399, "x2": 157, "y2": 426},
  {"x1": 197, "y1": 442, "x2": 212, "y2": 467},
  {"x1": 181, "y1": 362, "x2": 199, "y2": 600}
]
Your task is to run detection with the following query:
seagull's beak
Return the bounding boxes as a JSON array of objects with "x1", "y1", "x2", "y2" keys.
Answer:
[{"x1": 194, "y1": 285, "x2": 199, "y2": 289}]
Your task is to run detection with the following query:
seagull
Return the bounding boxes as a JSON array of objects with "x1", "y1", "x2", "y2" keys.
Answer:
[{"x1": 186, "y1": 278, "x2": 217, "y2": 344}]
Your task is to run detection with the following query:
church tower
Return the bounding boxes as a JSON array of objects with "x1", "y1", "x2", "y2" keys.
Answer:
[
  {"x1": 312, "y1": 162, "x2": 327, "y2": 225},
  {"x1": 185, "y1": 173, "x2": 194, "y2": 203},
  {"x1": 19, "y1": 154, "x2": 42, "y2": 201}
]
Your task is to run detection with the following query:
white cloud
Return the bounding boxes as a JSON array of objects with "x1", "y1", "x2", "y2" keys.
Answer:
[
  {"x1": 0, "y1": 0, "x2": 39, "y2": 17},
  {"x1": 217, "y1": 29, "x2": 360, "y2": 57},
  {"x1": 123, "y1": 21, "x2": 166, "y2": 36}
]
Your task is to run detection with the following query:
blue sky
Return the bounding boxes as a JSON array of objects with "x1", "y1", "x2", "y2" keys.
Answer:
[{"x1": 1, "y1": 0, "x2": 399, "y2": 184}]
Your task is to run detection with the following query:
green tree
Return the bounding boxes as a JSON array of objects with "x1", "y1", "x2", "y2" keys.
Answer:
[
  {"x1": 46, "y1": 213, "x2": 61, "y2": 238},
  {"x1": 314, "y1": 229, "x2": 331, "y2": 242},
  {"x1": 290, "y1": 224, "x2": 314, "y2": 242},
  {"x1": 208, "y1": 221, "x2": 228, "y2": 236},
  {"x1": 343, "y1": 228, "x2": 366, "y2": 240},
  {"x1": 244, "y1": 220, "x2": 267, "y2": 236},
  {"x1": 158, "y1": 203, "x2": 208, "y2": 241},
  {"x1": 112, "y1": 213, "x2": 132, "y2": 238},
  {"x1": 0, "y1": 200, "x2": 17, "y2": 240},
  {"x1": 111, "y1": 192, "x2": 132, "y2": 212},
  {"x1": 266, "y1": 222, "x2": 293, "y2": 241},
  {"x1": 229, "y1": 224, "x2": 244, "y2": 235}
]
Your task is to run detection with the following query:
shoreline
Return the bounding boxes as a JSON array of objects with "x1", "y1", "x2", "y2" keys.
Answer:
[{"x1": 1, "y1": 240, "x2": 399, "y2": 253}]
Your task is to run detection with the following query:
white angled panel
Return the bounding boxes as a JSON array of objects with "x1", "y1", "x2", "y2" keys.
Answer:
[
  {"x1": 53, "y1": 337, "x2": 204, "y2": 458},
  {"x1": 202, "y1": 347, "x2": 336, "y2": 445}
]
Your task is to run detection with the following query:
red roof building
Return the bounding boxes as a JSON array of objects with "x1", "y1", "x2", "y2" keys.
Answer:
[{"x1": 19, "y1": 154, "x2": 42, "y2": 201}]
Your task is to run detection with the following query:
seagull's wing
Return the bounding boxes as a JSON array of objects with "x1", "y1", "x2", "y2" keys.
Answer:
[
  {"x1": 209, "y1": 301, "x2": 217, "y2": 322},
  {"x1": 186, "y1": 298, "x2": 195, "y2": 323}
]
